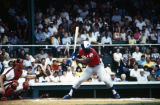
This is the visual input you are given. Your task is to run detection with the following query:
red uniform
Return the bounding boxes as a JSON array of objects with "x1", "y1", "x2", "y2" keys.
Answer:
[{"x1": 79, "y1": 48, "x2": 100, "y2": 66}]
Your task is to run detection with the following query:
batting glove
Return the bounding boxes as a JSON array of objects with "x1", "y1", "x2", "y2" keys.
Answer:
[{"x1": 72, "y1": 53, "x2": 76, "y2": 60}]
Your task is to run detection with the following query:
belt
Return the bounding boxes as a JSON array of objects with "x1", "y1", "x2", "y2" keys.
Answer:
[{"x1": 88, "y1": 61, "x2": 101, "y2": 67}]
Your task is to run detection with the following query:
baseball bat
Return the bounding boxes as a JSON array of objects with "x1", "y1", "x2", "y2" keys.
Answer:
[{"x1": 73, "y1": 26, "x2": 79, "y2": 53}]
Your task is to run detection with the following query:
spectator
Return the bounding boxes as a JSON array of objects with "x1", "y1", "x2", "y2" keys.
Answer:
[
  {"x1": 51, "y1": 60, "x2": 59, "y2": 72},
  {"x1": 64, "y1": 56, "x2": 72, "y2": 67},
  {"x1": 101, "y1": 32, "x2": 112, "y2": 44},
  {"x1": 112, "y1": 11, "x2": 121, "y2": 23},
  {"x1": 61, "y1": 59, "x2": 69, "y2": 72},
  {"x1": 121, "y1": 74, "x2": 128, "y2": 82},
  {"x1": 16, "y1": 14, "x2": 28, "y2": 40},
  {"x1": 134, "y1": 28, "x2": 141, "y2": 42},
  {"x1": 43, "y1": 27, "x2": 52, "y2": 40},
  {"x1": 123, "y1": 49, "x2": 131, "y2": 64},
  {"x1": 120, "y1": 28, "x2": 127, "y2": 41},
  {"x1": 88, "y1": 32, "x2": 97, "y2": 44},
  {"x1": 3, "y1": 55, "x2": 10, "y2": 68},
  {"x1": 8, "y1": 31, "x2": 19, "y2": 44},
  {"x1": 56, "y1": 65, "x2": 63, "y2": 77},
  {"x1": 51, "y1": 33, "x2": 61, "y2": 57},
  {"x1": 136, "y1": 17, "x2": 146, "y2": 31},
  {"x1": 35, "y1": 49, "x2": 48, "y2": 61},
  {"x1": 62, "y1": 33, "x2": 71, "y2": 56},
  {"x1": 60, "y1": 71, "x2": 71, "y2": 82},
  {"x1": 39, "y1": 72, "x2": 50, "y2": 83},
  {"x1": 151, "y1": 48, "x2": 160, "y2": 60},
  {"x1": 35, "y1": 29, "x2": 46, "y2": 44},
  {"x1": 48, "y1": 22, "x2": 58, "y2": 35},
  {"x1": 143, "y1": 57, "x2": 155, "y2": 69},
  {"x1": 110, "y1": 72, "x2": 120, "y2": 82},
  {"x1": 49, "y1": 72, "x2": 60, "y2": 83},
  {"x1": 45, "y1": 54, "x2": 55, "y2": 65},
  {"x1": 129, "y1": 35, "x2": 136, "y2": 44},
  {"x1": 137, "y1": 55, "x2": 146, "y2": 68},
  {"x1": 31, "y1": 59, "x2": 37, "y2": 71},
  {"x1": 139, "y1": 30, "x2": 148, "y2": 44},
  {"x1": 91, "y1": 26, "x2": 100, "y2": 42},
  {"x1": 113, "y1": 48, "x2": 123, "y2": 71},
  {"x1": 150, "y1": 29, "x2": 158, "y2": 44},
  {"x1": 132, "y1": 47, "x2": 142, "y2": 62},
  {"x1": 75, "y1": 66, "x2": 82, "y2": 77},
  {"x1": 0, "y1": 33, "x2": 8, "y2": 44},
  {"x1": 144, "y1": 48, "x2": 151, "y2": 58},
  {"x1": 143, "y1": 66, "x2": 150, "y2": 77},
  {"x1": 23, "y1": 54, "x2": 32, "y2": 70},
  {"x1": 130, "y1": 64, "x2": 140, "y2": 81},
  {"x1": 1, "y1": 48, "x2": 9, "y2": 58},
  {"x1": 18, "y1": 49, "x2": 26, "y2": 59},
  {"x1": 39, "y1": 58, "x2": 47, "y2": 74},
  {"x1": 91, "y1": 74, "x2": 99, "y2": 82},
  {"x1": 113, "y1": 28, "x2": 121, "y2": 41},
  {"x1": 66, "y1": 67, "x2": 73, "y2": 77},
  {"x1": 149, "y1": 70, "x2": 156, "y2": 81},
  {"x1": 137, "y1": 70, "x2": 148, "y2": 82},
  {"x1": 155, "y1": 65, "x2": 160, "y2": 76},
  {"x1": 80, "y1": 30, "x2": 89, "y2": 41}
]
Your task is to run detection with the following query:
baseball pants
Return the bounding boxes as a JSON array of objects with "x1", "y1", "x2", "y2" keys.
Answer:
[{"x1": 73, "y1": 62, "x2": 113, "y2": 89}]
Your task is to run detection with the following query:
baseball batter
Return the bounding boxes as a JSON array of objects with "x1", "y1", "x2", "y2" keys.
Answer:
[{"x1": 63, "y1": 41, "x2": 120, "y2": 99}]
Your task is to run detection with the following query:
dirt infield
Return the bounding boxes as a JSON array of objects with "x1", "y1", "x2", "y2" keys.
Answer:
[{"x1": 0, "y1": 98, "x2": 160, "y2": 105}]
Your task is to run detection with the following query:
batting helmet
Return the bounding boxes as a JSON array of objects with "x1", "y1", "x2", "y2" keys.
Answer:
[{"x1": 81, "y1": 41, "x2": 91, "y2": 50}]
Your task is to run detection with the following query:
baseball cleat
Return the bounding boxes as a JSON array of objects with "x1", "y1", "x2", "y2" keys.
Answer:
[
  {"x1": 63, "y1": 94, "x2": 72, "y2": 99},
  {"x1": 114, "y1": 93, "x2": 120, "y2": 99}
]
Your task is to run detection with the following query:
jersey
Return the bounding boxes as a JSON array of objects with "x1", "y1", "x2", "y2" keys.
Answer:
[
  {"x1": 79, "y1": 48, "x2": 100, "y2": 66},
  {"x1": 2, "y1": 67, "x2": 27, "y2": 88}
]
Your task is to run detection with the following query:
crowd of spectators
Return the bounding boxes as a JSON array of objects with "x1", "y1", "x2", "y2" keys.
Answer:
[
  {"x1": 33, "y1": 0, "x2": 160, "y2": 46},
  {"x1": 0, "y1": 46, "x2": 160, "y2": 85},
  {"x1": 1, "y1": 0, "x2": 160, "y2": 45}
]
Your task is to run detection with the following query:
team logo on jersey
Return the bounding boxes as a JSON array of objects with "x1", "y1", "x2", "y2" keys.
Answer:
[{"x1": 89, "y1": 53, "x2": 93, "y2": 57}]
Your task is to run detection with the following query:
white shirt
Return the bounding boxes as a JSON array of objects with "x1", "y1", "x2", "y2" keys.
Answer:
[
  {"x1": 92, "y1": 31, "x2": 100, "y2": 41},
  {"x1": 23, "y1": 59, "x2": 32, "y2": 67},
  {"x1": 80, "y1": 34, "x2": 89, "y2": 41},
  {"x1": 39, "y1": 76, "x2": 50, "y2": 83},
  {"x1": 101, "y1": 36, "x2": 112, "y2": 44},
  {"x1": 150, "y1": 33, "x2": 157, "y2": 41},
  {"x1": 62, "y1": 37, "x2": 71, "y2": 45},
  {"x1": 137, "y1": 75, "x2": 148, "y2": 82},
  {"x1": 43, "y1": 32, "x2": 52, "y2": 38},
  {"x1": 3, "y1": 60, "x2": 10, "y2": 68},
  {"x1": 139, "y1": 35, "x2": 148, "y2": 44},
  {"x1": 76, "y1": 17, "x2": 83, "y2": 23},
  {"x1": 88, "y1": 36, "x2": 97, "y2": 43},
  {"x1": 121, "y1": 33, "x2": 126, "y2": 41},
  {"x1": 113, "y1": 53, "x2": 123, "y2": 62},
  {"x1": 136, "y1": 21, "x2": 146, "y2": 30},
  {"x1": 132, "y1": 52, "x2": 142, "y2": 61},
  {"x1": 125, "y1": 16, "x2": 132, "y2": 22},
  {"x1": 60, "y1": 12, "x2": 69, "y2": 20},
  {"x1": 45, "y1": 58, "x2": 55, "y2": 65},
  {"x1": 130, "y1": 69, "x2": 140, "y2": 78},
  {"x1": 49, "y1": 75, "x2": 60, "y2": 83},
  {"x1": 48, "y1": 26, "x2": 57, "y2": 35}
]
